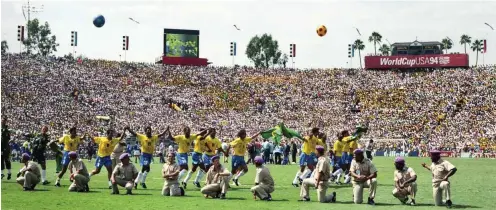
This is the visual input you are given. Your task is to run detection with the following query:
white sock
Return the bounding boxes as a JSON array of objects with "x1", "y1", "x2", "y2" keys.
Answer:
[
  {"x1": 41, "y1": 170, "x2": 46, "y2": 182},
  {"x1": 194, "y1": 170, "x2": 205, "y2": 183},
  {"x1": 142, "y1": 172, "x2": 148, "y2": 183},
  {"x1": 336, "y1": 173, "x2": 342, "y2": 182},
  {"x1": 293, "y1": 171, "x2": 302, "y2": 184},
  {"x1": 235, "y1": 171, "x2": 245, "y2": 179},
  {"x1": 178, "y1": 169, "x2": 187, "y2": 182},
  {"x1": 7, "y1": 169, "x2": 11, "y2": 174},
  {"x1": 108, "y1": 180, "x2": 112, "y2": 186},
  {"x1": 333, "y1": 168, "x2": 343, "y2": 177},
  {"x1": 344, "y1": 175, "x2": 351, "y2": 183},
  {"x1": 300, "y1": 169, "x2": 311, "y2": 180},
  {"x1": 184, "y1": 171, "x2": 193, "y2": 183},
  {"x1": 135, "y1": 172, "x2": 142, "y2": 184},
  {"x1": 227, "y1": 173, "x2": 233, "y2": 181},
  {"x1": 309, "y1": 170, "x2": 315, "y2": 178},
  {"x1": 56, "y1": 177, "x2": 61, "y2": 184}
]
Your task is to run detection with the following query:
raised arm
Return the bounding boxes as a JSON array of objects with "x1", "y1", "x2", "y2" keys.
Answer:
[
  {"x1": 250, "y1": 131, "x2": 261, "y2": 140},
  {"x1": 125, "y1": 126, "x2": 137, "y2": 136},
  {"x1": 158, "y1": 126, "x2": 170, "y2": 138}
]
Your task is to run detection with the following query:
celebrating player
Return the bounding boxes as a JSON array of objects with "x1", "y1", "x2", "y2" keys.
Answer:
[
  {"x1": 126, "y1": 126, "x2": 168, "y2": 189},
  {"x1": 55, "y1": 127, "x2": 83, "y2": 187},
  {"x1": 168, "y1": 126, "x2": 208, "y2": 189},
  {"x1": 229, "y1": 129, "x2": 260, "y2": 186},
  {"x1": 31, "y1": 126, "x2": 51, "y2": 185},
  {"x1": 292, "y1": 128, "x2": 320, "y2": 187},
  {"x1": 88, "y1": 129, "x2": 126, "y2": 189},
  {"x1": 182, "y1": 129, "x2": 210, "y2": 188}
]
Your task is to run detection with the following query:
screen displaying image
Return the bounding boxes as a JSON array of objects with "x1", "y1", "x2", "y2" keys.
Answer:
[{"x1": 165, "y1": 33, "x2": 199, "y2": 58}]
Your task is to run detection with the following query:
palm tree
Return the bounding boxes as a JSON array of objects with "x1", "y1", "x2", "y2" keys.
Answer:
[
  {"x1": 1, "y1": 40, "x2": 8, "y2": 54},
  {"x1": 471, "y1": 39, "x2": 483, "y2": 66},
  {"x1": 353, "y1": 39, "x2": 365, "y2": 68},
  {"x1": 441, "y1": 38, "x2": 453, "y2": 54},
  {"x1": 368, "y1": 32, "x2": 382, "y2": 55},
  {"x1": 378, "y1": 44, "x2": 391, "y2": 56},
  {"x1": 459, "y1": 34, "x2": 472, "y2": 54}
]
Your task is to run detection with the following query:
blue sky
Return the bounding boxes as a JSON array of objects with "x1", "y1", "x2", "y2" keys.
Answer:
[{"x1": 1, "y1": 0, "x2": 495, "y2": 68}]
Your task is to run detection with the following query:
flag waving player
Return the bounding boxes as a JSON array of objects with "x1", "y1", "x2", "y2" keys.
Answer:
[
  {"x1": 55, "y1": 127, "x2": 83, "y2": 187},
  {"x1": 229, "y1": 129, "x2": 260, "y2": 186},
  {"x1": 168, "y1": 127, "x2": 208, "y2": 189},
  {"x1": 182, "y1": 128, "x2": 210, "y2": 188},
  {"x1": 88, "y1": 128, "x2": 126, "y2": 189},
  {"x1": 126, "y1": 126, "x2": 168, "y2": 189},
  {"x1": 292, "y1": 128, "x2": 320, "y2": 187}
]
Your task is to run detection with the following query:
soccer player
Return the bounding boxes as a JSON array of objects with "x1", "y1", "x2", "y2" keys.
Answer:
[
  {"x1": 203, "y1": 128, "x2": 227, "y2": 172},
  {"x1": 200, "y1": 155, "x2": 231, "y2": 199},
  {"x1": 331, "y1": 134, "x2": 344, "y2": 184},
  {"x1": 89, "y1": 129, "x2": 126, "y2": 189},
  {"x1": 16, "y1": 153, "x2": 41, "y2": 191},
  {"x1": 87, "y1": 140, "x2": 96, "y2": 162},
  {"x1": 350, "y1": 149, "x2": 378, "y2": 205},
  {"x1": 251, "y1": 156, "x2": 274, "y2": 201},
  {"x1": 298, "y1": 146, "x2": 336, "y2": 203},
  {"x1": 229, "y1": 129, "x2": 260, "y2": 186},
  {"x1": 421, "y1": 150, "x2": 457, "y2": 208},
  {"x1": 31, "y1": 126, "x2": 51, "y2": 185},
  {"x1": 111, "y1": 153, "x2": 138, "y2": 195},
  {"x1": 292, "y1": 128, "x2": 320, "y2": 187},
  {"x1": 161, "y1": 152, "x2": 184, "y2": 196},
  {"x1": 365, "y1": 139, "x2": 374, "y2": 160},
  {"x1": 127, "y1": 126, "x2": 168, "y2": 189},
  {"x1": 48, "y1": 138, "x2": 63, "y2": 173},
  {"x1": 1, "y1": 118, "x2": 12, "y2": 180},
  {"x1": 182, "y1": 129, "x2": 210, "y2": 188},
  {"x1": 392, "y1": 157, "x2": 417, "y2": 205},
  {"x1": 68, "y1": 151, "x2": 90, "y2": 192},
  {"x1": 55, "y1": 127, "x2": 83, "y2": 187},
  {"x1": 168, "y1": 127, "x2": 208, "y2": 189}
]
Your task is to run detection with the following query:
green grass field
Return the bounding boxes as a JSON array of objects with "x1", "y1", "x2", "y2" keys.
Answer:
[{"x1": 1, "y1": 157, "x2": 495, "y2": 210}]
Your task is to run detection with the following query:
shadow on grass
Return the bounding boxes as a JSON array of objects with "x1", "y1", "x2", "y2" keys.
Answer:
[
  {"x1": 451, "y1": 204, "x2": 482, "y2": 209},
  {"x1": 226, "y1": 197, "x2": 247, "y2": 200},
  {"x1": 266, "y1": 199, "x2": 289, "y2": 202},
  {"x1": 33, "y1": 189, "x2": 50, "y2": 191}
]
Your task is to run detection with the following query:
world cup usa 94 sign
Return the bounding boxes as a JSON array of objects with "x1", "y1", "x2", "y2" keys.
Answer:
[{"x1": 364, "y1": 54, "x2": 469, "y2": 69}]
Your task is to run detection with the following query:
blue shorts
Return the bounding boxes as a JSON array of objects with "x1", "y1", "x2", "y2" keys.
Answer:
[
  {"x1": 95, "y1": 156, "x2": 112, "y2": 168},
  {"x1": 203, "y1": 154, "x2": 213, "y2": 166},
  {"x1": 176, "y1": 153, "x2": 189, "y2": 166},
  {"x1": 192, "y1": 152, "x2": 203, "y2": 165},
  {"x1": 346, "y1": 153, "x2": 354, "y2": 163},
  {"x1": 231, "y1": 155, "x2": 246, "y2": 170},
  {"x1": 334, "y1": 156, "x2": 343, "y2": 167},
  {"x1": 299, "y1": 153, "x2": 317, "y2": 166},
  {"x1": 341, "y1": 152, "x2": 350, "y2": 164},
  {"x1": 61, "y1": 151, "x2": 71, "y2": 166},
  {"x1": 140, "y1": 153, "x2": 153, "y2": 166}
]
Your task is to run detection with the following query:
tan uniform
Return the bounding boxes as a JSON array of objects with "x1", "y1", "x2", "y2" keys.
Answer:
[
  {"x1": 300, "y1": 156, "x2": 335, "y2": 203},
  {"x1": 430, "y1": 159, "x2": 455, "y2": 206},
  {"x1": 250, "y1": 166, "x2": 274, "y2": 199},
  {"x1": 350, "y1": 158, "x2": 378, "y2": 204},
  {"x1": 392, "y1": 167, "x2": 417, "y2": 200},
  {"x1": 112, "y1": 162, "x2": 138, "y2": 192},
  {"x1": 68, "y1": 159, "x2": 90, "y2": 192},
  {"x1": 111, "y1": 143, "x2": 126, "y2": 170},
  {"x1": 16, "y1": 161, "x2": 41, "y2": 188},
  {"x1": 200, "y1": 164, "x2": 230, "y2": 197},
  {"x1": 161, "y1": 161, "x2": 182, "y2": 196}
]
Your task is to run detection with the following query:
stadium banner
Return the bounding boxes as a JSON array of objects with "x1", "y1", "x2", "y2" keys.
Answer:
[
  {"x1": 439, "y1": 151, "x2": 453, "y2": 157},
  {"x1": 460, "y1": 152, "x2": 471, "y2": 158},
  {"x1": 364, "y1": 54, "x2": 469, "y2": 69},
  {"x1": 374, "y1": 151, "x2": 385, "y2": 156}
]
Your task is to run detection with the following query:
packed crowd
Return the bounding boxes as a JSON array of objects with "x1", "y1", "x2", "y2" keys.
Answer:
[{"x1": 2, "y1": 54, "x2": 496, "y2": 155}]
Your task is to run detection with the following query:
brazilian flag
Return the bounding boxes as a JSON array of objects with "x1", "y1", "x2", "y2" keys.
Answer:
[
  {"x1": 279, "y1": 123, "x2": 304, "y2": 140},
  {"x1": 261, "y1": 123, "x2": 304, "y2": 145}
]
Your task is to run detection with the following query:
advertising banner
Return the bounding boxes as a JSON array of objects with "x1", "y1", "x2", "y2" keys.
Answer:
[{"x1": 365, "y1": 54, "x2": 469, "y2": 69}]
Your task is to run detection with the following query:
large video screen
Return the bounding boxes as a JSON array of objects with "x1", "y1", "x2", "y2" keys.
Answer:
[{"x1": 164, "y1": 29, "x2": 200, "y2": 58}]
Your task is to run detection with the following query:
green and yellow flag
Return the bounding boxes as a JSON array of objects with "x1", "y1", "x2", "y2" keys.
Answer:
[{"x1": 261, "y1": 123, "x2": 304, "y2": 145}]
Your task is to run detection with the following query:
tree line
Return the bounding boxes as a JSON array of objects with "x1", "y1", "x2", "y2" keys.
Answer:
[{"x1": 1, "y1": 18, "x2": 59, "y2": 56}]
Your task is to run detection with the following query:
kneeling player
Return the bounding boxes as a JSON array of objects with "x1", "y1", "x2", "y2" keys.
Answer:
[{"x1": 111, "y1": 153, "x2": 138, "y2": 195}]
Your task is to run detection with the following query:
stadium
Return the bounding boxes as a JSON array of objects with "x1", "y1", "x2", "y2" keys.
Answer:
[{"x1": 1, "y1": 1, "x2": 496, "y2": 210}]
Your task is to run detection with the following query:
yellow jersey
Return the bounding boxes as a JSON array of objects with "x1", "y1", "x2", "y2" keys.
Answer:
[
  {"x1": 59, "y1": 135, "x2": 81, "y2": 152},
  {"x1": 94, "y1": 137, "x2": 120, "y2": 157},
  {"x1": 230, "y1": 137, "x2": 251, "y2": 156},
  {"x1": 302, "y1": 136, "x2": 319, "y2": 155},
  {"x1": 333, "y1": 140, "x2": 343, "y2": 156},
  {"x1": 174, "y1": 134, "x2": 197, "y2": 154},
  {"x1": 205, "y1": 136, "x2": 221, "y2": 156},
  {"x1": 342, "y1": 136, "x2": 353, "y2": 153},
  {"x1": 348, "y1": 138, "x2": 358, "y2": 152},
  {"x1": 136, "y1": 133, "x2": 158, "y2": 154},
  {"x1": 317, "y1": 138, "x2": 327, "y2": 151},
  {"x1": 193, "y1": 136, "x2": 207, "y2": 153}
]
